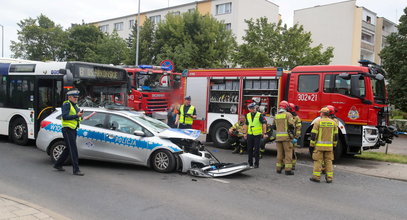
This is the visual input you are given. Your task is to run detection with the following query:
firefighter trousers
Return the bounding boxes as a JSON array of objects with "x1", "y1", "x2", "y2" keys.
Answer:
[
  {"x1": 312, "y1": 150, "x2": 334, "y2": 181},
  {"x1": 276, "y1": 141, "x2": 293, "y2": 171}
]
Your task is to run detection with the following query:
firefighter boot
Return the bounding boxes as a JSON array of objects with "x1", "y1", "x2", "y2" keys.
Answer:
[
  {"x1": 232, "y1": 146, "x2": 239, "y2": 154},
  {"x1": 310, "y1": 177, "x2": 320, "y2": 183},
  {"x1": 285, "y1": 170, "x2": 294, "y2": 175}
]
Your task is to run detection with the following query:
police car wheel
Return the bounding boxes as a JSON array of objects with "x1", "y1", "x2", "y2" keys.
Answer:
[
  {"x1": 50, "y1": 141, "x2": 71, "y2": 164},
  {"x1": 10, "y1": 117, "x2": 28, "y2": 145},
  {"x1": 151, "y1": 150, "x2": 176, "y2": 173}
]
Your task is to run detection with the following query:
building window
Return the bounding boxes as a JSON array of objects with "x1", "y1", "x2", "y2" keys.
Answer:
[
  {"x1": 366, "y1": 16, "x2": 371, "y2": 24},
  {"x1": 361, "y1": 32, "x2": 374, "y2": 44},
  {"x1": 216, "y1": 3, "x2": 232, "y2": 15},
  {"x1": 129, "y1": 20, "x2": 135, "y2": 29},
  {"x1": 114, "y1": 22, "x2": 123, "y2": 31},
  {"x1": 225, "y1": 23, "x2": 231, "y2": 31},
  {"x1": 99, "y1": 25, "x2": 109, "y2": 33},
  {"x1": 150, "y1": 15, "x2": 161, "y2": 25},
  {"x1": 188, "y1": 8, "x2": 195, "y2": 13},
  {"x1": 298, "y1": 75, "x2": 319, "y2": 93},
  {"x1": 170, "y1": 11, "x2": 180, "y2": 16}
]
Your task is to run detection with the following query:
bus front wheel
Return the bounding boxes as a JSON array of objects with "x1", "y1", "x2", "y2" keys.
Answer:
[{"x1": 10, "y1": 117, "x2": 29, "y2": 145}]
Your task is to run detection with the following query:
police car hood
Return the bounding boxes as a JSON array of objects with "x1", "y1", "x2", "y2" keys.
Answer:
[{"x1": 158, "y1": 128, "x2": 201, "y2": 140}]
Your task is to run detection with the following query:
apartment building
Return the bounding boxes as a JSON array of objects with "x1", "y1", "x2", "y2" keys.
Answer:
[
  {"x1": 294, "y1": 0, "x2": 397, "y2": 65},
  {"x1": 91, "y1": 0, "x2": 280, "y2": 44}
]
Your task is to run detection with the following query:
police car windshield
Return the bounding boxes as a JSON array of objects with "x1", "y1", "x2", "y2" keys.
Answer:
[{"x1": 131, "y1": 115, "x2": 169, "y2": 133}]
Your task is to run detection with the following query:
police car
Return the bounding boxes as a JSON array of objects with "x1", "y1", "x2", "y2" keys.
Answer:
[{"x1": 36, "y1": 107, "x2": 214, "y2": 173}]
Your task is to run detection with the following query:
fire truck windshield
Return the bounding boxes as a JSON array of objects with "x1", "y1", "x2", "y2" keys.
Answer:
[
  {"x1": 371, "y1": 78, "x2": 386, "y2": 104},
  {"x1": 136, "y1": 72, "x2": 168, "y2": 91}
]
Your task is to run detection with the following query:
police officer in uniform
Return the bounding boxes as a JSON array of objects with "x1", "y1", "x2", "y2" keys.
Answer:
[
  {"x1": 175, "y1": 96, "x2": 197, "y2": 129},
  {"x1": 289, "y1": 103, "x2": 302, "y2": 170},
  {"x1": 272, "y1": 101, "x2": 295, "y2": 175},
  {"x1": 53, "y1": 89, "x2": 95, "y2": 176},
  {"x1": 309, "y1": 107, "x2": 339, "y2": 183},
  {"x1": 228, "y1": 115, "x2": 246, "y2": 154},
  {"x1": 243, "y1": 103, "x2": 267, "y2": 168}
]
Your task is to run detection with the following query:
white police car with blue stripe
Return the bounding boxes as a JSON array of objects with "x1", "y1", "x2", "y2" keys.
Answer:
[{"x1": 36, "y1": 107, "x2": 214, "y2": 173}]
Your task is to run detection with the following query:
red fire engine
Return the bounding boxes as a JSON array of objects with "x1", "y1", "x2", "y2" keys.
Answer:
[
  {"x1": 184, "y1": 61, "x2": 397, "y2": 158},
  {"x1": 125, "y1": 65, "x2": 183, "y2": 116}
]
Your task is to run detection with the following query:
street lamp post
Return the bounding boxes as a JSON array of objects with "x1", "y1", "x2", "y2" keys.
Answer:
[
  {"x1": 0, "y1": 24, "x2": 4, "y2": 57},
  {"x1": 135, "y1": 0, "x2": 141, "y2": 66}
]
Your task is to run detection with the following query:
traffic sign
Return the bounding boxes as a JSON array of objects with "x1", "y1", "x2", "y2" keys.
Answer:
[{"x1": 160, "y1": 60, "x2": 174, "y2": 71}]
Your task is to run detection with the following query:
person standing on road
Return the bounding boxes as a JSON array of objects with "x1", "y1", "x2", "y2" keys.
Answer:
[
  {"x1": 243, "y1": 103, "x2": 267, "y2": 168},
  {"x1": 53, "y1": 89, "x2": 95, "y2": 176},
  {"x1": 175, "y1": 96, "x2": 197, "y2": 129},
  {"x1": 309, "y1": 107, "x2": 338, "y2": 183},
  {"x1": 289, "y1": 103, "x2": 302, "y2": 170},
  {"x1": 272, "y1": 101, "x2": 295, "y2": 175}
]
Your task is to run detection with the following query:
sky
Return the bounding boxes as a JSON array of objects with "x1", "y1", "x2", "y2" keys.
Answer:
[{"x1": 0, "y1": 0, "x2": 405, "y2": 58}]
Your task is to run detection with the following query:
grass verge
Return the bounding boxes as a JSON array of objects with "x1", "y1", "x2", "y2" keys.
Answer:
[{"x1": 355, "y1": 152, "x2": 407, "y2": 164}]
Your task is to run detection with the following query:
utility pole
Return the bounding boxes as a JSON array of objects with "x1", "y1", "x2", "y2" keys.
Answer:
[
  {"x1": 135, "y1": 0, "x2": 141, "y2": 66},
  {"x1": 0, "y1": 24, "x2": 4, "y2": 57}
]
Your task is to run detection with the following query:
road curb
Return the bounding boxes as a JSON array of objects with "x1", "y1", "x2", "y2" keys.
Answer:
[{"x1": 0, "y1": 194, "x2": 70, "y2": 220}]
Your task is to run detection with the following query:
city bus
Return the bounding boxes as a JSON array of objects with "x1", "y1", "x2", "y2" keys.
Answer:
[{"x1": 0, "y1": 61, "x2": 129, "y2": 145}]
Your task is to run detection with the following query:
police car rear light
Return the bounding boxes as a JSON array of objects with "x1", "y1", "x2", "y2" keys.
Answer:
[{"x1": 40, "y1": 121, "x2": 52, "y2": 128}]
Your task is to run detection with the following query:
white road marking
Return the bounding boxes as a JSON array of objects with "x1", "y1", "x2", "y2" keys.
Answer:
[{"x1": 211, "y1": 179, "x2": 230, "y2": 184}]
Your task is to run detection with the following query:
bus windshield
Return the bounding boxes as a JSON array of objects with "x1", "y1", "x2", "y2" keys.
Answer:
[
  {"x1": 76, "y1": 83, "x2": 128, "y2": 107},
  {"x1": 371, "y1": 78, "x2": 386, "y2": 104}
]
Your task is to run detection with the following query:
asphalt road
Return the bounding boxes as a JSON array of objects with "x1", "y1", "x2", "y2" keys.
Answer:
[{"x1": 0, "y1": 136, "x2": 406, "y2": 220}]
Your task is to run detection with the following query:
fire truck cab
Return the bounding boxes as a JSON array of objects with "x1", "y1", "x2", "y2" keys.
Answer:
[
  {"x1": 125, "y1": 65, "x2": 182, "y2": 116},
  {"x1": 285, "y1": 60, "x2": 396, "y2": 158}
]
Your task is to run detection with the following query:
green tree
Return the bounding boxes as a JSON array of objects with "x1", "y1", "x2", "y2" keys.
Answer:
[
  {"x1": 380, "y1": 7, "x2": 407, "y2": 111},
  {"x1": 85, "y1": 32, "x2": 130, "y2": 65},
  {"x1": 154, "y1": 11, "x2": 237, "y2": 72},
  {"x1": 65, "y1": 24, "x2": 103, "y2": 61},
  {"x1": 126, "y1": 19, "x2": 156, "y2": 65},
  {"x1": 233, "y1": 17, "x2": 334, "y2": 69},
  {"x1": 10, "y1": 14, "x2": 67, "y2": 61}
]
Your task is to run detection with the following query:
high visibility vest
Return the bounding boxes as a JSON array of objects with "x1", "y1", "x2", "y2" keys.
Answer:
[
  {"x1": 310, "y1": 118, "x2": 337, "y2": 150},
  {"x1": 246, "y1": 112, "x2": 262, "y2": 135},
  {"x1": 61, "y1": 100, "x2": 81, "y2": 129},
  {"x1": 179, "y1": 105, "x2": 195, "y2": 125}
]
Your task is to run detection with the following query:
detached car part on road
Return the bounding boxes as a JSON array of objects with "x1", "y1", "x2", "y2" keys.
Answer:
[{"x1": 36, "y1": 108, "x2": 250, "y2": 176}]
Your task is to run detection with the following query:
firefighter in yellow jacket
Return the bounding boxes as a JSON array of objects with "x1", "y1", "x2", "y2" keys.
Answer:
[
  {"x1": 229, "y1": 115, "x2": 247, "y2": 154},
  {"x1": 272, "y1": 101, "x2": 295, "y2": 175},
  {"x1": 310, "y1": 107, "x2": 339, "y2": 183},
  {"x1": 289, "y1": 103, "x2": 302, "y2": 170}
]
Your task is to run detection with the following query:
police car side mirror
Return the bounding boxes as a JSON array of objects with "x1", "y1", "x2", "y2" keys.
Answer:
[
  {"x1": 375, "y1": 73, "x2": 384, "y2": 81},
  {"x1": 134, "y1": 130, "x2": 145, "y2": 137}
]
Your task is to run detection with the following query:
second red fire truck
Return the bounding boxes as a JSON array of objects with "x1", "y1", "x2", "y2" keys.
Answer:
[{"x1": 183, "y1": 61, "x2": 397, "y2": 158}]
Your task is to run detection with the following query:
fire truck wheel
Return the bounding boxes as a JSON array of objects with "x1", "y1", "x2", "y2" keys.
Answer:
[
  {"x1": 333, "y1": 138, "x2": 344, "y2": 161},
  {"x1": 211, "y1": 121, "x2": 232, "y2": 149}
]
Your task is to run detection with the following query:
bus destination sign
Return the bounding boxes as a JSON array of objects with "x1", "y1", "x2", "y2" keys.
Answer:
[{"x1": 78, "y1": 66, "x2": 124, "y2": 80}]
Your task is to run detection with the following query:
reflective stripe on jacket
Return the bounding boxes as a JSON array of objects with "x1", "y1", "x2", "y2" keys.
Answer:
[
  {"x1": 293, "y1": 115, "x2": 302, "y2": 139},
  {"x1": 179, "y1": 105, "x2": 195, "y2": 125},
  {"x1": 273, "y1": 111, "x2": 294, "y2": 142},
  {"x1": 61, "y1": 100, "x2": 81, "y2": 129},
  {"x1": 246, "y1": 112, "x2": 262, "y2": 135}
]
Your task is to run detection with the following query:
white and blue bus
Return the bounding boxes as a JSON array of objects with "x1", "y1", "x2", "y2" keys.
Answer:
[{"x1": 0, "y1": 61, "x2": 129, "y2": 145}]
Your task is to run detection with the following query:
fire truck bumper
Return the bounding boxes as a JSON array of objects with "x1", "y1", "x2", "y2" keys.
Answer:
[{"x1": 362, "y1": 126, "x2": 379, "y2": 150}]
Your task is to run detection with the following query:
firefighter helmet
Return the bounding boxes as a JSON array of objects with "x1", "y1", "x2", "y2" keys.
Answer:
[
  {"x1": 326, "y1": 105, "x2": 337, "y2": 115},
  {"x1": 288, "y1": 103, "x2": 299, "y2": 112},
  {"x1": 279, "y1": 101, "x2": 290, "y2": 110}
]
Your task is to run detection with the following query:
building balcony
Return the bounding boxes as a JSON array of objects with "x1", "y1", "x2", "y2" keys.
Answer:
[
  {"x1": 362, "y1": 21, "x2": 376, "y2": 32},
  {"x1": 361, "y1": 41, "x2": 374, "y2": 52}
]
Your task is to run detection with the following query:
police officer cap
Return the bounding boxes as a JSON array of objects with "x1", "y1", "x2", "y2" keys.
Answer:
[
  {"x1": 248, "y1": 102, "x2": 257, "y2": 109},
  {"x1": 66, "y1": 89, "x2": 80, "y2": 97},
  {"x1": 184, "y1": 96, "x2": 191, "y2": 100}
]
